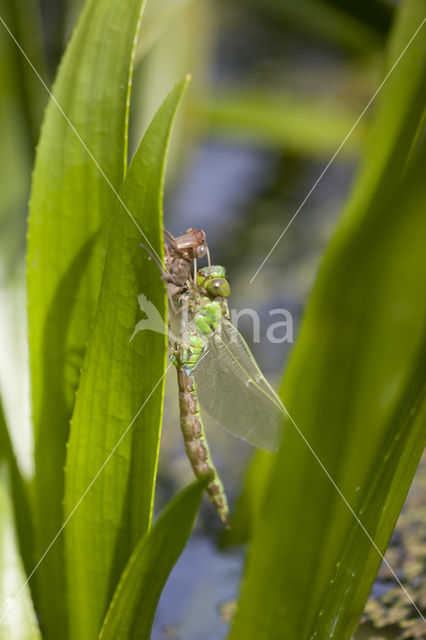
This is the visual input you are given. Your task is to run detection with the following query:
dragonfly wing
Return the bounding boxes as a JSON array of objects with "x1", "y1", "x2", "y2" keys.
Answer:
[
  {"x1": 221, "y1": 321, "x2": 284, "y2": 412},
  {"x1": 193, "y1": 321, "x2": 286, "y2": 452}
]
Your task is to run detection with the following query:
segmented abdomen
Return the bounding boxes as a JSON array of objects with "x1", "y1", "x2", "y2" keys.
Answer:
[{"x1": 175, "y1": 340, "x2": 229, "y2": 525}]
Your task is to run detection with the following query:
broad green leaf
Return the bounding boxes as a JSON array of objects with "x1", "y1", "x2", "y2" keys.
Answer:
[
  {"x1": 229, "y1": 2, "x2": 426, "y2": 638},
  {"x1": 0, "y1": 0, "x2": 47, "y2": 145},
  {"x1": 313, "y1": 327, "x2": 426, "y2": 638},
  {"x1": 0, "y1": 472, "x2": 40, "y2": 640},
  {"x1": 64, "y1": 78, "x2": 189, "y2": 640},
  {"x1": 0, "y1": 396, "x2": 34, "y2": 594},
  {"x1": 99, "y1": 481, "x2": 204, "y2": 640},
  {"x1": 27, "y1": 0, "x2": 146, "y2": 636},
  {"x1": 193, "y1": 90, "x2": 365, "y2": 157},
  {"x1": 0, "y1": 0, "x2": 40, "y2": 275}
]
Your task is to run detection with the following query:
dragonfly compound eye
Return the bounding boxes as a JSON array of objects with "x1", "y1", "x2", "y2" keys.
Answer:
[{"x1": 206, "y1": 278, "x2": 231, "y2": 298}]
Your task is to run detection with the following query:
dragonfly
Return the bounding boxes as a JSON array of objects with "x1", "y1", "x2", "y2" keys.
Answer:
[
  {"x1": 171, "y1": 263, "x2": 285, "y2": 525},
  {"x1": 138, "y1": 229, "x2": 285, "y2": 524}
]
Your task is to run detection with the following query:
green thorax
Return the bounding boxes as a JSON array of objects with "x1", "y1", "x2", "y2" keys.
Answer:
[{"x1": 188, "y1": 266, "x2": 231, "y2": 335}]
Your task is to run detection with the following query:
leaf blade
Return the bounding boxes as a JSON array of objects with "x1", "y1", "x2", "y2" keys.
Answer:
[
  {"x1": 193, "y1": 90, "x2": 365, "y2": 157},
  {"x1": 64, "y1": 78, "x2": 189, "y2": 640},
  {"x1": 0, "y1": 474, "x2": 41, "y2": 640},
  {"x1": 0, "y1": 395, "x2": 34, "y2": 590},
  {"x1": 312, "y1": 327, "x2": 426, "y2": 638},
  {"x1": 99, "y1": 481, "x2": 204, "y2": 640},
  {"x1": 27, "y1": 0, "x2": 146, "y2": 635},
  {"x1": 229, "y1": 2, "x2": 426, "y2": 638}
]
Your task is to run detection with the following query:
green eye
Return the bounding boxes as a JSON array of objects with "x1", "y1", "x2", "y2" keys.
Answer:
[{"x1": 206, "y1": 278, "x2": 230, "y2": 298}]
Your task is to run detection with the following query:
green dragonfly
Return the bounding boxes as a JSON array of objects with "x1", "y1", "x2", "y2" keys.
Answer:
[{"x1": 171, "y1": 264, "x2": 285, "y2": 525}]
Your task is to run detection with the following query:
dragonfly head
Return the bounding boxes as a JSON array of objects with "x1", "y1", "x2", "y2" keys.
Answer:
[{"x1": 197, "y1": 266, "x2": 231, "y2": 298}]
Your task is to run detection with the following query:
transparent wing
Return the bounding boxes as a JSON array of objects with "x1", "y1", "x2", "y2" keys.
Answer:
[{"x1": 193, "y1": 320, "x2": 286, "y2": 452}]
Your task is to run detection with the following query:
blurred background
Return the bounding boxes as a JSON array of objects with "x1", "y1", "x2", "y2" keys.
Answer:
[{"x1": 0, "y1": 1, "x2": 424, "y2": 638}]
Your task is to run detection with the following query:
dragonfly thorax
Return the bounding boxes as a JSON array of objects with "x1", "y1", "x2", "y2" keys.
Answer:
[{"x1": 192, "y1": 300, "x2": 223, "y2": 336}]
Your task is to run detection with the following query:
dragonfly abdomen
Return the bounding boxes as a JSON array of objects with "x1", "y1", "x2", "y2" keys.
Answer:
[{"x1": 175, "y1": 342, "x2": 229, "y2": 525}]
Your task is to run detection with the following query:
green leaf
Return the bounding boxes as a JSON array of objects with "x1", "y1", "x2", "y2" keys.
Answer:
[
  {"x1": 229, "y1": 1, "x2": 426, "y2": 638},
  {"x1": 27, "y1": 0, "x2": 146, "y2": 636},
  {"x1": 193, "y1": 90, "x2": 365, "y2": 158},
  {"x1": 0, "y1": 0, "x2": 38, "y2": 275},
  {"x1": 0, "y1": 0, "x2": 48, "y2": 145},
  {"x1": 0, "y1": 395, "x2": 35, "y2": 595},
  {"x1": 313, "y1": 327, "x2": 426, "y2": 637},
  {"x1": 0, "y1": 471, "x2": 40, "y2": 640},
  {"x1": 99, "y1": 481, "x2": 204, "y2": 640},
  {"x1": 64, "y1": 78, "x2": 189, "y2": 640}
]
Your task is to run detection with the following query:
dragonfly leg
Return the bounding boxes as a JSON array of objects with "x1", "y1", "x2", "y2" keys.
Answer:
[{"x1": 163, "y1": 229, "x2": 177, "y2": 248}]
